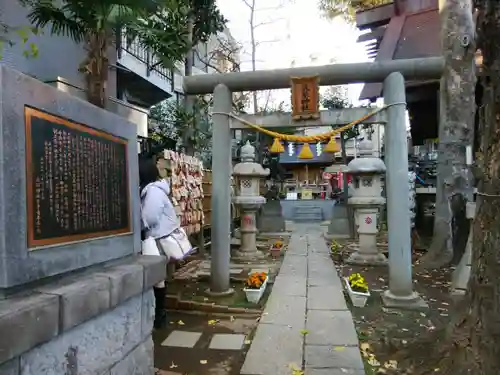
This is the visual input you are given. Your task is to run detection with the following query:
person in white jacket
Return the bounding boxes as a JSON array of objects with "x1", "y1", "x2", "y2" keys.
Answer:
[{"x1": 139, "y1": 156, "x2": 180, "y2": 329}]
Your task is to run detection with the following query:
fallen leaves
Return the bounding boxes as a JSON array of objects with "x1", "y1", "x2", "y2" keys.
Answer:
[
  {"x1": 287, "y1": 363, "x2": 303, "y2": 375},
  {"x1": 299, "y1": 329, "x2": 309, "y2": 335}
]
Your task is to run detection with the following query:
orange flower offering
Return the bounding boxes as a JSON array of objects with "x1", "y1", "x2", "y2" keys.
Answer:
[
  {"x1": 245, "y1": 272, "x2": 268, "y2": 289},
  {"x1": 271, "y1": 240, "x2": 284, "y2": 249}
]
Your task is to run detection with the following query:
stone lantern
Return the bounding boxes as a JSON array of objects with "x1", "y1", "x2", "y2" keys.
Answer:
[
  {"x1": 232, "y1": 141, "x2": 270, "y2": 260},
  {"x1": 346, "y1": 139, "x2": 387, "y2": 265}
]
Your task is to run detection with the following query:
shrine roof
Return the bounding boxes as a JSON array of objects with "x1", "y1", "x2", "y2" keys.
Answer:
[{"x1": 358, "y1": 4, "x2": 440, "y2": 101}]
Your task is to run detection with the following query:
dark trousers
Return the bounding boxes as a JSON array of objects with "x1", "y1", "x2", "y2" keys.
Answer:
[{"x1": 153, "y1": 286, "x2": 166, "y2": 329}]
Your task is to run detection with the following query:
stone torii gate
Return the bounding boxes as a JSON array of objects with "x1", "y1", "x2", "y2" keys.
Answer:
[{"x1": 183, "y1": 57, "x2": 443, "y2": 309}]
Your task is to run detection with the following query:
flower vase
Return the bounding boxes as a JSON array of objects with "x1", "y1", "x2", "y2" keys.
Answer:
[
  {"x1": 344, "y1": 277, "x2": 370, "y2": 307},
  {"x1": 243, "y1": 278, "x2": 268, "y2": 304},
  {"x1": 270, "y1": 246, "x2": 282, "y2": 259}
]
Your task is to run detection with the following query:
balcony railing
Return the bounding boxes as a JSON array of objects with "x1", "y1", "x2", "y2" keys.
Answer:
[
  {"x1": 118, "y1": 31, "x2": 173, "y2": 85},
  {"x1": 138, "y1": 136, "x2": 177, "y2": 158}
]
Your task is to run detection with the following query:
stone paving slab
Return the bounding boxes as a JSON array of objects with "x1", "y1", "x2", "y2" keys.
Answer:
[
  {"x1": 240, "y1": 224, "x2": 365, "y2": 375},
  {"x1": 305, "y1": 345, "x2": 365, "y2": 369},
  {"x1": 272, "y1": 275, "x2": 307, "y2": 297},
  {"x1": 305, "y1": 310, "x2": 359, "y2": 346},
  {"x1": 308, "y1": 273, "x2": 342, "y2": 287},
  {"x1": 307, "y1": 286, "x2": 348, "y2": 311},
  {"x1": 307, "y1": 237, "x2": 331, "y2": 254},
  {"x1": 279, "y1": 255, "x2": 308, "y2": 277},
  {"x1": 260, "y1": 294, "x2": 306, "y2": 327},
  {"x1": 240, "y1": 324, "x2": 303, "y2": 375},
  {"x1": 305, "y1": 369, "x2": 366, "y2": 375},
  {"x1": 161, "y1": 331, "x2": 202, "y2": 348},
  {"x1": 286, "y1": 234, "x2": 308, "y2": 256},
  {"x1": 209, "y1": 333, "x2": 245, "y2": 350}
]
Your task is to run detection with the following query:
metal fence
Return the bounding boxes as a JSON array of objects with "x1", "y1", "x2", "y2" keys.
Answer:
[{"x1": 138, "y1": 136, "x2": 176, "y2": 158}]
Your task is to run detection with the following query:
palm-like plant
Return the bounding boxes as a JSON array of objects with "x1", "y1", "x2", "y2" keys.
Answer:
[
  {"x1": 24, "y1": 0, "x2": 191, "y2": 107},
  {"x1": 318, "y1": 0, "x2": 393, "y2": 20}
]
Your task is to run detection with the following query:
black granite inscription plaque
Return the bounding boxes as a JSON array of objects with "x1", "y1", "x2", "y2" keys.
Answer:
[{"x1": 25, "y1": 106, "x2": 131, "y2": 247}]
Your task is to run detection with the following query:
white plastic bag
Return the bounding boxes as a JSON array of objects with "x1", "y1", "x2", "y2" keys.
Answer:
[
  {"x1": 142, "y1": 237, "x2": 161, "y2": 256},
  {"x1": 157, "y1": 228, "x2": 193, "y2": 260}
]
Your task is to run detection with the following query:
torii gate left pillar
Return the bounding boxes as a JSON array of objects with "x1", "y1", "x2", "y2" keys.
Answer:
[{"x1": 184, "y1": 58, "x2": 442, "y2": 310}]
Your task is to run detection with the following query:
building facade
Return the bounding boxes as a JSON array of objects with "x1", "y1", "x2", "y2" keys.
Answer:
[{"x1": 1, "y1": 1, "x2": 239, "y2": 140}]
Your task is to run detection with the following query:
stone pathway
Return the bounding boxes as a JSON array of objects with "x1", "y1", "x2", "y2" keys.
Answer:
[
  {"x1": 240, "y1": 224, "x2": 365, "y2": 375},
  {"x1": 153, "y1": 312, "x2": 257, "y2": 375}
]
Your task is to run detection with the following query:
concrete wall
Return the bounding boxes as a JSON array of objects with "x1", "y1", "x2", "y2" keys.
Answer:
[
  {"x1": 0, "y1": 256, "x2": 166, "y2": 375},
  {"x1": 45, "y1": 77, "x2": 149, "y2": 137},
  {"x1": 0, "y1": 65, "x2": 141, "y2": 290}
]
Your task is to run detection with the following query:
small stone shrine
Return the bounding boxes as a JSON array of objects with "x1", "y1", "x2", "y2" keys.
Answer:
[
  {"x1": 232, "y1": 141, "x2": 269, "y2": 260},
  {"x1": 0, "y1": 65, "x2": 165, "y2": 375},
  {"x1": 346, "y1": 139, "x2": 387, "y2": 265}
]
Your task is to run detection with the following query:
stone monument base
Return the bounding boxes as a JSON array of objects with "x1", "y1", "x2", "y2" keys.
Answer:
[
  {"x1": 0, "y1": 255, "x2": 166, "y2": 375},
  {"x1": 232, "y1": 249, "x2": 267, "y2": 261},
  {"x1": 346, "y1": 251, "x2": 387, "y2": 266},
  {"x1": 256, "y1": 231, "x2": 292, "y2": 242},
  {"x1": 381, "y1": 290, "x2": 429, "y2": 311}
]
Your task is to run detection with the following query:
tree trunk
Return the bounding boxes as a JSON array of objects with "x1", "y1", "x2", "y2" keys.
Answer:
[
  {"x1": 247, "y1": 0, "x2": 263, "y2": 162},
  {"x1": 407, "y1": 3, "x2": 500, "y2": 374},
  {"x1": 423, "y1": 0, "x2": 476, "y2": 268},
  {"x1": 183, "y1": 16, "x2": 196, "y2": 156},
  {"x1": 81, "y1": 32, "x2": 108, "y2": 108}
]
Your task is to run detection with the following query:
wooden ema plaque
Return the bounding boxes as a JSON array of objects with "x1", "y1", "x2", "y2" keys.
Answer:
[
  {"x1": 25, "y1": 106, "x2": 131, "y2": 248},
  {"x1": 291, "y1": 76, "x2": 320, "y2": 121}
]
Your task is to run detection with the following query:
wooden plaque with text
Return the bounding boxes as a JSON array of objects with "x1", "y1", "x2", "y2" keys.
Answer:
[
  {"x1": 291, "y1": 76, "x2": 320, "y2": 121},
  {"x1": 25, "y1": 106, "x2": 131, "y2": 248}
]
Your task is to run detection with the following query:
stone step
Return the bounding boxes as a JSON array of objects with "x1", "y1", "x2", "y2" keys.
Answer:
[
  {"x1": 293, "y1": 206, "x2": 323, "y2": 222},
  {"x1": 294, "y1": 207, "x2": 323, "y2": 214},
  {"x1": 293, "y1": 215, "x2": 323, "y2": 221}
]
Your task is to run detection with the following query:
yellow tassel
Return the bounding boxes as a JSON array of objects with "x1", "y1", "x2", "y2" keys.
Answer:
[
  {"x1": 323, "y1": 137, "x2": 341, "y2": 153},
  {"x1": 298, "y1": 143, "x2": 314, "y2": 159},
  {"x1": 269, "y1": 137, "x2": 285, "y2": 153}
]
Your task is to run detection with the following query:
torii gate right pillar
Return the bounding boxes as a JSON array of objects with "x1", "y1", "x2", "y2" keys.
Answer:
[{"x1": 381, "y1": 72, "x2": 427, "y2": 310}]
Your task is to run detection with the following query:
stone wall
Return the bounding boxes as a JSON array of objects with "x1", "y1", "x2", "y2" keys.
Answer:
[{"x1": 0, "y1": 255, "x2": 166, "y2": 375}]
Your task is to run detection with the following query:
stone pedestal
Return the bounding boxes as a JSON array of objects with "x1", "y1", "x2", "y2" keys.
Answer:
[
  {"x1": 0, "y1": 256, "x2": 166, "y2": 375},
  {"x1": 347, "y1": 206, "x2": 387, "y2": 265},
  {"x1": 233, "y1": 202, "x2": 266, "y2": 260}
]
